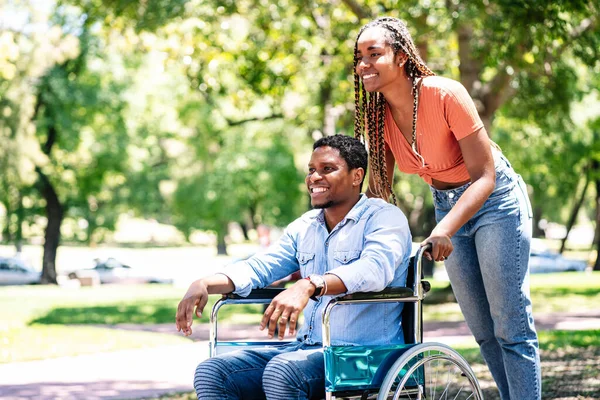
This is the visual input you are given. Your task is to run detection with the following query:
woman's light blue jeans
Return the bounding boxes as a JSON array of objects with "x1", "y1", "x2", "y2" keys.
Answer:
[
  {"x1": 430, "y1": 154, "x2": 541, "y2": 400},
  {"x1": 194, "y1": 341, "x2": 324, "y2": 399}
]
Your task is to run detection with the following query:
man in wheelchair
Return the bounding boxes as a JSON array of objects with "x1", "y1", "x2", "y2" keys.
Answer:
[{"x1": 176, "y1": 134, "x2": 412, "y2": 400}]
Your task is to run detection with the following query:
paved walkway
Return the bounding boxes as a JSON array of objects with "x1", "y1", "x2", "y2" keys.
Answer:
[{"x1": 1, "y1": 310, "x2": 599, "y2": 400}]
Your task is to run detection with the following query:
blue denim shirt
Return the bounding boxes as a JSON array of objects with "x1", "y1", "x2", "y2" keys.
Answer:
[{"x1": 221, "y1": 194, "x2": 412, "y2": 346}]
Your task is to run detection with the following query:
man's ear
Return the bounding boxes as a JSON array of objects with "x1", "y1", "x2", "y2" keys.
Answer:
[{"x1": 353, "y1": 168, "x2": 365, "y2": 187}]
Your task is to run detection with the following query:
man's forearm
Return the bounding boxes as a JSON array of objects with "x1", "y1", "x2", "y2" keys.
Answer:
[
  {"x1": 201, "y1": 273, "x2": 236, "y2": 294},
  {"x1": 322, "y1": 273, "x2": 348, "y2": 296}
]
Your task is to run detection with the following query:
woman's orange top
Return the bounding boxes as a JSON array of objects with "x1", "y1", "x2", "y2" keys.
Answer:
[{"x1": 383, "y1": 76, "x2": 484, "y2": 185}]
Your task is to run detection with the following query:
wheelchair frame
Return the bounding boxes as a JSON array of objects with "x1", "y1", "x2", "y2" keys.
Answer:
[{"x1": 209, "y1": 246, "x2": 483, "y2": 400}]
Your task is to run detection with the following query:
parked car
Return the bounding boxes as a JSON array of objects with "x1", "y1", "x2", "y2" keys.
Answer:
[
  {"x1": 529, "y1": 249, "x2": 588, "y2": 274},
  {"x1": 68, "y1": 257, "x2": 173, "y2": 285},
  {"x1": 0, "y1": 256, "x2": 41, "y2": 285}
]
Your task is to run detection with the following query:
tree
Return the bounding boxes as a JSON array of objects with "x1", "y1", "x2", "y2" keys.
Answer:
[
  {"x1": 172, "y1": 125, "x2": 303, "y2": 254},
  {"x1": 0, "y1": 0, "x2": 183, "y2": 282},
  {"x1": 31, "y1": 26, "x2": 128, "y2": 282}
]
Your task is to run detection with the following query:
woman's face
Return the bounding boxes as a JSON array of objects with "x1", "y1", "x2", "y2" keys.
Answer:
[{"x1": 355, "y1": 27, "x2": 405, "y2": 93}]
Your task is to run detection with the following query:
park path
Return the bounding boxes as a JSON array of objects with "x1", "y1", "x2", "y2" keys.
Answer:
[{"x1": 1, "y1": 310, "x2": 599, "y2": 400}]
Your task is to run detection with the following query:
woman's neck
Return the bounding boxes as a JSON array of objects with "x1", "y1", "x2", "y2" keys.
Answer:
[{"x1": 381, "y1": 75, "x2": 414, "y2": 112}]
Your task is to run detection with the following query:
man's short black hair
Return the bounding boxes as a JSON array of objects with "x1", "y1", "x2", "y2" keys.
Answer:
[{"x1": 313, "y1": 134, "x2": 368, "y2": 187}]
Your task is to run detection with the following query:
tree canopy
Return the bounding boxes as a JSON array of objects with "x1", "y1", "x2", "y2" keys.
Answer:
[{"x1": 1, "y1": 0, "x2": 599, "y2": 279}]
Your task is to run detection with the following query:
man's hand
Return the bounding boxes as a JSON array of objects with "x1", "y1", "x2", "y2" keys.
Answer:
[
  {"x1": 176, "y1": 279, "x2": 209, "y2": 336},
  {"x1": 260, "y1": 279, "x2": 314, "y2": 340}
]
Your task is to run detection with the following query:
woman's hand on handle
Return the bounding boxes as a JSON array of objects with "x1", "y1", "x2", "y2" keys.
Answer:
[{"x1": 421, "y1": 229, "x2": 453, "y2": 262}]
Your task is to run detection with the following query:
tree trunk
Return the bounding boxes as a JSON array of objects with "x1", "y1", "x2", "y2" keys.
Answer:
[
  {"x1": 86, "y1": 217, "x2": 98, "y2": 246},
  {"x1": 2, "y1": 199, "x2": 12, "y2": 243},
  {"x1": 560, "y1": 173, "x2": 590, "y2": 254},
  {"x1": 216, "y1": 227, "x2": 228, "y2": 256},
  {"x1": 457, "y1": 24, "x2": 480, "y2": 94},
  {"x1": 532, "y1": 206, "x2": 545, "y2": 238},
  {"x1": 15, "y1": 192, "x2": 24, "y2": 253},
  {"x1": 594, "y1": 173, "x2": 600, "y2": 271},
  {"x1": 36, "y1": 167, "x2": 62, "y2": 284},
  {"x1": 239, "y1": 222, "x2": 249, "y2": 241}
]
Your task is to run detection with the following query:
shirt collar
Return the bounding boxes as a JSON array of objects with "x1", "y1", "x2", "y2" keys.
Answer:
[{"x1": 314, "y1": 193, "x2": 368, "y2": 225}]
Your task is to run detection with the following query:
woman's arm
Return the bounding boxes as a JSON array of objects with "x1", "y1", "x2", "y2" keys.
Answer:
[
  {"x1": 365, "y1": 142, "x2": 396, "y2": 199},
  {"x1": 422, "y1": 127, "x2": 496, "y2": 261}
]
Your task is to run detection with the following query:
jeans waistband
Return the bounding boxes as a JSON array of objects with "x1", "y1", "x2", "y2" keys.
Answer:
[{"x1": 430, "y1": 153, "x2": 517, "y2": 210}]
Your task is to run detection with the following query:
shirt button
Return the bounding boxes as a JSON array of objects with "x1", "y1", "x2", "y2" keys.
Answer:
[{"x1": 448, "y1": 193, "x2": 455, "y2": 199}]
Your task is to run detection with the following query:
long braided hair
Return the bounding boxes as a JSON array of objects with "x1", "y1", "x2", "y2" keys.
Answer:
[{"x1": 353, "y1": 17, "x2": 435, "y2": 204}]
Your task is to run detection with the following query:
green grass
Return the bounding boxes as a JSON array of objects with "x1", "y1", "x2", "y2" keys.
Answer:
[
  {"x1": 0, "y1": 284, "x2": 262, "y2": 363},
  {"x1": 422, "y1": 271, "x2": 600, "y2": 321},
  {"x1": 0, "y1": 324, "x2": 191, "y2": 363},
  {"x1": 529, "y1": 272, "x2": 600, "y2": 314},
  {"x1": 451, "y1": 329, "x2": 600, "y2": 400},
  {"x1": 453, "y1": 329, "x2": 600, "y2": 364},
  {"x1": 1, "y1": 271, "x2": 598, "y2": 364},
  {"x1": 0, "y1": 284, "x2": 263, "y2": 328},
  {"x1": 151, "y1": 330, "x2": 600, "y2": 400}
]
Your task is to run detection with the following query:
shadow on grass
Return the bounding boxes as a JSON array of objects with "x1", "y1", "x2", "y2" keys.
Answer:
[
  {"x1": 456, "y1": 330, "x2": 600, "y2": 400},
  {"x1": 29, "y1": 301, "x2": 263, "y2": 325}
]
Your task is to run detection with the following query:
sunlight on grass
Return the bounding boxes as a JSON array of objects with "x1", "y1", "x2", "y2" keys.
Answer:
[
  {"x1": 423, "y1": 302, "x2": 464, "y2": 322},
  {"x1": 0, "y1": 284, "x2": 260, "y2": 362},
  {"x1": 0, "y1": 324, "x2": 191, "y2": 363},
  {"x1": 449, "y1": 329, "x2": 600, "y2": 365},
  {"x1": 1, "y1": 272, "x2": 598, "y2": 364},
  {"x1": 0, "y1": 284, "x2": 259, "y2": 327},
  {"x1": 0, "y1": 284, "x2": 185, "y2": 328},
  {"x1": 530, "y1": 272, "x2": 600, "y2": 313}
]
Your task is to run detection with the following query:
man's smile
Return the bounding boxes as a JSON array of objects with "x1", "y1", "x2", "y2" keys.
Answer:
[{"x1": 310, "y1": 187, "x2": 329, "y2": 194}]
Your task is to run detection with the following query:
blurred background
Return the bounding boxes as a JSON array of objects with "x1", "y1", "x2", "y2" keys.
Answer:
[
  {"x1": 0, "y1": 1, "x2": 599, "y2": 398},
  {"x1": 0, "y1": 0, "x2": 598, "y2": 286}
]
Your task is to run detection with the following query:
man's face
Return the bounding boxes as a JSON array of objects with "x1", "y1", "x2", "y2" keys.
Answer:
[{"x1": 306, "y1": 146, "x2": 360, "y2": 209}]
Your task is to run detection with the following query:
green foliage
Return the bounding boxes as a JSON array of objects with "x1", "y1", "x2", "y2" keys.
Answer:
[
  {"x1": 61, "y1": 0, "x2": 188, "y2": 32},
  {"x1": 172, "y1": 125, "x2": 304, "y2": 240},
  {"x1": 2, "y1": 0, "x2": 600, "y2": 259}
]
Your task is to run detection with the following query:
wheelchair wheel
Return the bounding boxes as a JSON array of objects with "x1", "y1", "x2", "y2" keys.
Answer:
[{"x1": 377, "y1": 343, "x2": 483, "y2": 400}]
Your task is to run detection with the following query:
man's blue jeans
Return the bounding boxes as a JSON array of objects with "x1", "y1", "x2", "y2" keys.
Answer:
[
  {"x1": 194, "y1": 341, "x2": 324, "y2": 399},
  {"x1": 430, "y1": 154, "x2": 541, "y2": 400}
]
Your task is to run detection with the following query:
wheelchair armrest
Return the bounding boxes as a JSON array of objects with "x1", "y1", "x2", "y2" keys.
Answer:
[
  {"x1": 336, "y1": 281, "x2": 430, "y2": 302},
  {"x1": 223, "y1": 287, "x2": 286, "y2": 301},
  {"x1": 337, "y1": 287, "x2": 415, "y2": 301}
]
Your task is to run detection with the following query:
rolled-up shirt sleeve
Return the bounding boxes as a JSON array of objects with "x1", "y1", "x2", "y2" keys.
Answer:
[
  {"x1": 327, "y1": 206, "x2": 411, "y2": 294},
  {"x1": 220, "y1": 222, "x2": 301, "y2": 297}
]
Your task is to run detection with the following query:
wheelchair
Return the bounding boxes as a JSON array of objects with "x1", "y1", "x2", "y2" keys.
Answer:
[{"x1": 208, "y1": 245, "x2": 484, "y2": 399}]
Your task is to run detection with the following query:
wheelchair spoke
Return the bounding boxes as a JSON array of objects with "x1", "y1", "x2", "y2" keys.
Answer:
[{"x1": 379, "y1": 345, "x2": 483, "y2": 400}]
